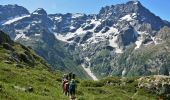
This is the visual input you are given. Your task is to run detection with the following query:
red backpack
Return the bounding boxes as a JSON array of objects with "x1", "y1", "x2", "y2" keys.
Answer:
[{"x1": 64, "y1": 82, "x2": 69, "y2": 92}]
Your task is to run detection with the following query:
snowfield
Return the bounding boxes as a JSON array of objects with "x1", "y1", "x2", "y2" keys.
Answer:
[
  {"x1": 81, "y1": 64, "x2": 98, "y2": 81},
  {"x1": 3, "y1": 15, "x2": 30, "y2": 25}
]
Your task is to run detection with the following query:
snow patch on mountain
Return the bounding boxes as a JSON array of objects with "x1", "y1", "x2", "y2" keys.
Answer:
[
  {"x1": 75, "y1": 27, "x2": 86, "y2": 35},
  {"x1": 120, "y1": 13, "x2": 137, "y2": 21},
  {"x1": 82, "y1": 64, "x2": 98, "y2": 81},
  {"x1": 53, "y1": 18, "x2": 102, "y2": 43},
  {"x1": 109, "y1": 35, "x2": 123, "y2": 53},
  {"x1": 55, "y1": 34, "x2": 70, "y2": 43},
  {"x1": 70, "y1": 26, "x2": 75, "y2": 30},
  {"x1": 14, "y1": 25, "x2": 32, "y2": 40},
  {"x1": 135, "y1": 37, "x2": 143, "y2": 49},
  {"x1": 32, "y1": 12, "x2": 38, "y2": 15},
  {"x1": 82, "y1": 57, "x2": 98, "y2": 81},
  {"x1": 102, "y1": 27, "x2": 123, "y2": 53},
  {"x1": 133, "y1": 1, "x2": 139, "y2": 5},
  {"x1": 91, "y1": 19, "x2": 101, "y2": 27},
  {"x1": 32, "y1": 8, "x2": 47, "y2": 16},
  {"x1": 15, "y1": 30, "x2": 30, "y2": 40},
  {"x1": 134, "y1": 31, "x2": 144, "y2": 49},
  {"x1": 54, "y1": 16, "x2": 62, "y2": 22},
  {"x1": 55, "y1": 31, "x2": 80, "y2": 43},
  {"x1": 35, "y1": 33, "x2": 41, "y2": 36},
  {"x1": 48, "y1": 27, "x2": 74, "y2": 43},
  {"x1": 72, "y1": 13, "x2": 84, "y2": 18},
  {"x1": 2, "y1": 15, "x2": 30, "y2": 25}
]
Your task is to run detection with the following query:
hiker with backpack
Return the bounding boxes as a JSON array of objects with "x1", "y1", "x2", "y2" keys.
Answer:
[
  {"x1": 62, "y1": 74, "x2": 68, "y2": 93},
  {"x1": 64, "y1": 80, "x2": 70, "y2": 96},
  {"x1": 61, "y1": 73, "x2": 77, "y2": 99},
  {"x1": 69, "y1": 79, "x2": 77, "y2": 99}
]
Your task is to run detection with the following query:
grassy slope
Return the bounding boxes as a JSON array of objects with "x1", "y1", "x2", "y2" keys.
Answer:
[
  {"x1": 0, "y1": 63, "x2": 68, "y2": 100},
  {"x1": 0, "y1": 41, "x2": 67, "y2": 100},
  {"x1": 77, "y1": 77, "x2": 157, "y2": 100},
  {"x1": 0, "y1": 64, "x2": 157, "y2": 100}
]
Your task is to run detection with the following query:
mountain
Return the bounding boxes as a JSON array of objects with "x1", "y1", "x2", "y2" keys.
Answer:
[
  {"x1": 0, "y1": 1, "x2": 170, "y2": 79},
  {"x1": 0, "y1": 6, "x2": 90, "y2": 79}
]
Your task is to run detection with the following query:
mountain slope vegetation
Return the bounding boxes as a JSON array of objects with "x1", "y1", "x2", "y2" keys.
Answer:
[{"x1": 0, "y1": 30, "x2": 67, "y2": 99}]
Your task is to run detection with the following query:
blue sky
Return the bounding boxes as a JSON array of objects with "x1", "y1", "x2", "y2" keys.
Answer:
[{"x1": 0, "y1": 0, "x2": 169, "y2": 21}]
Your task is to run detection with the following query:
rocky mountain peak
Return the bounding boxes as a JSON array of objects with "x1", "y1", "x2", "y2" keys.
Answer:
[
  {"x1": 98, "y1": 0, "x2": 143, "y2": 20},
  {"x1": 0, "y1": 4, "x2": 29, "y2": 21},
  {"x1": 31, "y1": 8, "x2": 47, "y2": 16},
  {"x1": 126, "y1": 0, "x2": 140, "y2": 5},
  {"x1": 98, "y1": 0, "x2": 170, "y2": 31}
]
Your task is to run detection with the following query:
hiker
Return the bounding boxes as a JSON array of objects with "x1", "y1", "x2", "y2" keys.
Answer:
[
  {"x1": 69, "y1": 79, "x2": 77, "y2": 99},
  {"x1": 62, "y1": 74, "x2": 68, "y2": 93},
  {"x1": 64, "y1": 80, "x2": 70, "y2": 96}
]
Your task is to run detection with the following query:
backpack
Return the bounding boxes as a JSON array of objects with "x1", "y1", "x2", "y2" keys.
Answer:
[
  {"x1": 70, "y1": 82, "x2": 76, "y2": 90},
  {"x1": 62, "y1": 79, "x2": 67, "y2": 86},
  {"x1": 64, "y1": 82, "x2": 69, "y2": 92}
]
